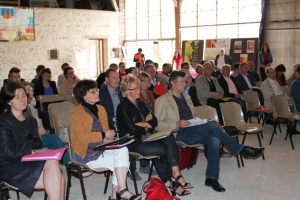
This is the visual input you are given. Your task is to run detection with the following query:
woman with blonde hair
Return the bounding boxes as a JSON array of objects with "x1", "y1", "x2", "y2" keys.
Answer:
[
  {"x1": 117, "y1": 75, "x2": 192, "y2": 197},
  {"x1": 138, "y1": 72, "x2": 155, "y2": 113}
]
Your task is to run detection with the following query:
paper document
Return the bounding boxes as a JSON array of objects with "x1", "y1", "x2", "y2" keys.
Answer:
[
  {"x1": 144, "y1": 129, "x2": 176, "y2": 142},
  {"x1": 185, "y1": 117, "x2": 210, "y2": 128}
]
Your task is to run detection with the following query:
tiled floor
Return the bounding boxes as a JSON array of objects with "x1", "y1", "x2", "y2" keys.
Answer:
[{"x1": 9, "y1": 122, "x2": 300, "y2": 200}]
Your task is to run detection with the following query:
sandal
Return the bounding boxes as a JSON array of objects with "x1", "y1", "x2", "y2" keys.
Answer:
[
  {"x1": 116, "y1": 188, "x2": 142, "y2": 200},
  {"x1": 172, "y1": 175, "x2": 193, "y2": 189},
  {"x1": 169, "y1": 175, "x2": 191, "y2": 196}
]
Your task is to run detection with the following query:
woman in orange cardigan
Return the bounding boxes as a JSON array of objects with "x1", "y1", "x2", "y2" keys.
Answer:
[
  {"x1": 70, "y1": 80, "x2": 141, "y2": 200},
  {"x1": 138, "y1": 72, "x2": 155, "y2": 113}
]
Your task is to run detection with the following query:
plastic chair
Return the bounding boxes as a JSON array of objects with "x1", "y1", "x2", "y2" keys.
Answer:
[
  {"x1": 281, "y1": 86, "x2": 290, "y2": 96},
  {"x1": 128, "y1": 152, "x2": 159, "y2": 195},
  {"x1": 53, "y1": 110, "x2": 73, "y2": 144},
  {"x1": 194, "y1": 105, "x2": 244, "y2": 168},
  {"x1": 269, "y1": 95, "x2": 300, "y2": 149},
  {"x1": 48, "y1": 102, "x2": 75, "y2": 130},
  {"x1": 290, "y1": 96, "x2": 300, "y2": 114},
  {"x1": 220, "y1": 102, "x2": 265, "y2": 160},
  {"x1": 243, "y1": 90, "x2": 271, "y2": 128},
  {"x1": 39, "y1": 95, "x2": 64, "y2": 111},
  {"x1": 66, "y1": 125, "x2": 111, "y2": 200}
]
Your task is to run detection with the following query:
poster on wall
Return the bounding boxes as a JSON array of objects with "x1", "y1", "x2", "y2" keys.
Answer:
[
  {"x1": 204, "y1": 38, "x2": 230, "y2": 61},
  {"x1": 184, "y1": 40, "x2": 201, "y2": 64},
  {"x1": 247, "y1": 40, "x2": 255, "y2": 53},
  {"x1": 234, "y1": 41, "x2": 242, "y2": 53},
  {"x1": 240, "y1": 54, "x2": 248, "y2": 63},
  {"x1": 0, "y1": 7, "x2": 35, "y2": 42}
]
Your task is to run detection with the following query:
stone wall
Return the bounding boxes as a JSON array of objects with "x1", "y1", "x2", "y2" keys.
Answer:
[{"x1": 0, "y1": 8, "x2": 120, "y2": 86}]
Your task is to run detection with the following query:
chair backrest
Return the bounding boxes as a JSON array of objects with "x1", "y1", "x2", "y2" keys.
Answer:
[
  {"x1": 281, "y1": 86, "x2": 290, "y2": 96},
  {"x1": 48, "y1": 102, "x2": 75, "y2": 129},
  {"x1": 194, "y1": 105, "x2": 219, "y2": 122},
  {"x1": 53, "y1": 110, "x2": 73, "y2": 143},
  {"x1": 39, "y1": 95, "x2": 64, "y2": 111},
  {"x1": 67, "y1": 124, "x2": 80, "y2": 164},
  {"x1": 290, "y1": 96, "x2": 300, "y2": 114},
  {"x1": 220, "y1": 102, "x2": 245, "y2": 126},
  {"x1": 270, "y1": 95, "x2": 291, "y2": 117},
  {"x1": 243, "y1": 90, "x2": 261, "y2": 111}
]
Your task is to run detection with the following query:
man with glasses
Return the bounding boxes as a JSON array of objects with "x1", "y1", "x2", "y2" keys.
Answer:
[
  {"x1": 195, "y1": 62, "x2": 225, "y2": 124},
  {"x1": 155, "y1": 71, "x2": 265, "y2": 192},
  {"x1": 247, "y1": 61, "x2": 262, "y2": 86}
]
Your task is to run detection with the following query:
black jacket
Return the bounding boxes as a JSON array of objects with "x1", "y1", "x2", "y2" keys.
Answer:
[
  {"x1": 187, "y1": 85, "x2": 202, "y2": 107},
  {"x1": 217, "y1": 75, "x2": 242, "y2": 98},
  {"x1": 0, "y1": 111, "x2": 45, "y2": 196},
  {"x1": 96, "y1": 72, "x2": 105, "y2": 90},
  {"x1": 116, "y1": 97, "x2": 157, "y2": 148},
  {"x1": 33, "y1": 80, "x2": 58, "y2": 97},
  {"x1": 99, "y1": 85, "x2": 123, "y2": 130}
]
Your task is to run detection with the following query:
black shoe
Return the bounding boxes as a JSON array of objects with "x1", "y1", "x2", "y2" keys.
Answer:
[
  {"x1": 205, "y1": 178, "x2": 226, "y2": 192},
  {"x1": 116, "y1": 188, "x2": 141, "y2": 200},
  {"x1": 240, "y1": 146, "x2": 265, "y2": 159},
  {"x1": 265, "y1": 120, "x2": 274, "y2": 125}
]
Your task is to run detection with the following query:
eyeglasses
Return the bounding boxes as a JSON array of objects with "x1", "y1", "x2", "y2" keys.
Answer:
[
  {"x1": 26, "y1": 89, "x2": 34, "y2": 94},
  {"x1": 26, "y1": 131, "x2": 38, "y2": 142},
  {"x1": 87, "y1": 89, "x2": 99, "y2": 94},
  {"x1": 127, "y1": 87, "x2": 141, "y2": 92}
]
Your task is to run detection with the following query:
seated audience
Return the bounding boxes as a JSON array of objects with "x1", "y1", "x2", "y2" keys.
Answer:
[
  {"x1": 34, "y1": 68, "x2": 58, "y2": 109},
  {"x1": 57, "y1": 63, "x2": 69, "y2": 92},
  {"x1": 3, "y1": 67, "x2": 24, "y2": 86},
  {"x1": 60, "y1": 66, "x2": 80, "y2": 105},
  {"x1": 155, "y1": 71, "x2": 265, "y2": 192},
  {"x1": 290, "y1": 65, "x2": 300, "y2": 112},
  {"x1": 209, "y1": 60, "x2": 221, "y2": 78},
  {"x1": 96, "y1": 63, "x2": 118, "y2": 90},
  {"x1": 117, "y1": 75, "x2": 192, "y2": 197},
  {"x1": 70, "y1": 80, "x2": 141, "y2": 200},
  {"x1": 156, "y1": 63, "x2": 170, "y2": 89},
  {"x1": 153, "y1": 62, "x2": 159, "y2": 73},
  {"x1": 261, "y1": 67, "x2": 287, "y2": 125},
  {"x1": 180, "y1": 62, "x2": 190, "y2": 70},
  {"x1": 31, "y1": 65, "x2": 45, "y2": 84},
  {"x1": 119, "y1": 62, "x2": 126, "y2": 80},
  {"x1": 182, "y1": 70, "x2": 201, "y2": 107},
  {"x1": 247, "y1": 61, "x2": 262, "y2": 86},
  {"x1": 0, "y1": 82, "x2": 65, "y2": 199},
  {"x1": 230, "y1": 62, "x2": 241, "y2": 77},
  {"x1": 125, "y1": 67, "x2": 139, "y2": 77},
  {"x1": 287, "y1": 64, "x2": 300, "y2": 88},
  {"x1": 275, "y1": 64, "x2": 288, "y2": 86},
  {"x1": 138, "y1": 72, "x2": 156, "y2": 112},
  {"x1": 195, "y1": 62, "x2": 224, "y2": 124},
  {"x1": 234, "y1": 63, "x2": 264, "y2": 106},
  {"x1": 145, "y1": 64, "x2": 160, "y2": 99},
  {"x1": 195, "y1": 64, "x2": 203, "y2": 78},
  {"x1": 23, "y1": 81, "x2": 71, "y2": 164},
  {"x1": 217, "y1": 64, "x2": 247, "y2": 118}
]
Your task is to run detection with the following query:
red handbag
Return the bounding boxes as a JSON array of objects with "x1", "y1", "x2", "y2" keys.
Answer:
[
  {"x1": 179, "y1": 147, "x2": 199, "y2": 171},
  {"x1": 142, "y1": 177, "x2": 180, "y2": 200}
]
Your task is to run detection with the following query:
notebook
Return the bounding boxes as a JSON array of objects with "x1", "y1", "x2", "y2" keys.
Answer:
[
  {"x1": 93, "y1": 136, "x2": 136, "y2": 151},
  {"x1": 143, "y1": 129, "x2": 177, "y2": 142},
  {"x1": 21, "y1": 148, "x2": 67, "y2": 162}
]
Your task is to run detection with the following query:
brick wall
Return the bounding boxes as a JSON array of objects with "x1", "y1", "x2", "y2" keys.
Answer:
[{"x1": 0, "y1": 8, "x2": 120, "y2": 86}]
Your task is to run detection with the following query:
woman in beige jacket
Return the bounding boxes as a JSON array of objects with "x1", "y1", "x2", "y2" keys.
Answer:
[{"x1": 60, "y1": 66, "x2": 80, "y2": 105}]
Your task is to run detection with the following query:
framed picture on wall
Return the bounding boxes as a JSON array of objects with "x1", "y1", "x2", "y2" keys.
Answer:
[
  {"x1": 247, "y1": 40, "x2": 255, "y2": 53},
  {"x1": 47, "y1": 49, "x2": 59, "y2": 60}
]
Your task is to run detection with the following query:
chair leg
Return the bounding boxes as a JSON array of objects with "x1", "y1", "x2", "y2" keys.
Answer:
[
  {"x1": 288, "y1": 121, "x2": 295, "y2": 150},
  {"x1": 16, "y1": 190, "x2": 20, "y2": 200},
  {"x1": 235, "y1": 137, "x2": 244, "y2": 167},
  {"x1": 129, "y1": 157, "x2": 139, "y2": 195},
  {"x1": 77, "y1": 166, "x2": 87, "y2": 200},
  {"x1": 103, "y1": 171, "x2": 110, "y2": 194},
  {"x1": 65, "y1": 164, "x2": 72, "y2": 200},
  {"x1": 285, "y1": 121, "x2": 290, "y2": 140},
  {"x1": 44, "y1": 191, "x2": 48, "y2": 200},
  {"x1": 256, "y1": 132, "x2": 265, "y2": 160},
  {"x1": 242, "y1": 134, "x2": 247, "y2": 145},
  {"x1": 148, "y1": 159, "x2": 155, "y2": 181},
  {"x1": 278, "y1": 122, "x2": 282, "y2": 133}
]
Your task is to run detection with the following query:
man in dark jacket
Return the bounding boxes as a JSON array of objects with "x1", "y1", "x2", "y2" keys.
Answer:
[
  {"x1": 247, "y1": 61, "x2": 261, "y2": 86},
  {"x1": 96, "y1": 63, "x2": 118, "y2": 90},
  {"x1": 218, "y1": 64, "x2": 247, "y2": 118}
]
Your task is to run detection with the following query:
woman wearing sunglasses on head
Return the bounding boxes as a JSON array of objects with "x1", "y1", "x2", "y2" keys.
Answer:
[{"x1": 0, "y1": 82, "x2": 65, "y2": 200}]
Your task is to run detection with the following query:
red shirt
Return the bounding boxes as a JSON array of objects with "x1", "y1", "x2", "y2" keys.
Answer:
[{"x1": 173, "y1": 55, "x2": 182, "y2": 69}]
